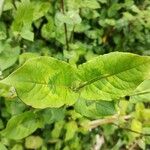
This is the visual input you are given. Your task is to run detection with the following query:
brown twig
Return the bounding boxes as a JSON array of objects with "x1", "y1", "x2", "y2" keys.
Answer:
[
  {"x1": 89, "y1": 115, "x2": 131, "y2": 129},
  {"x1": 60, "y1": 0, "x2": 69, "y2": 51},
  {"x1": 89, "y1": 115, "x2": 150, "y2": 137}
]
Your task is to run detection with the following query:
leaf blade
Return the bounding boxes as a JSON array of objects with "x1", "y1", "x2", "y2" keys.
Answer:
[
  {"x1": 77, "y1": 52, "x2": 150, "y2": 100},
  {"x1": 1, "y1": 56, "x2": 78, "y2": 108}
]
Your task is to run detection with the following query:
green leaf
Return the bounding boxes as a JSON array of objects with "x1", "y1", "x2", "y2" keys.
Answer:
[
  {"x1": 55, "y1": 10, "x2": 81, "y2": 26},
  {"x1": 5, "y1": 98, "x2": 26, "y2": 115},
  {"x1": 81, "y1": 0, "x2": 100, "y2": 9},
  {"x1": 96, "y1": 101, "x2": 116, "y2": 116},
  {"x1": 0, "y1": 42, "x2": 20, "y2": 71},
  {"x1": 12, "y1": 144, "x2": 23, "y2": 150},
  {"x1": 108, "y1": 3, "x2": 122, "y2": 17},
  {"x1": 32, "y1": 1, "x2": 50, "y2": 21},
  {"x1": 75, "y1": 98, "x2": 101, "y2": 119},
  {"x1": 0, "y1": 143, "x2": 7, "y2": 150},
  {"x1": 41, "y1": 17, "x2": 55, "y2": 40},
  {"x1": 75, "y1": 98, "x2": 116, "y2": 118},
  {"x1": 20, "y1": 27, "x2": 34, "y2": 41},
  {"x1": 19, "y1": 52, "x2": 39, "y2": 65},
  {"x1": 11, "y1": 0, "x2": 34, "y2": 41},
  {"x1": 25, "y1": 136, "x2": 43, "y2": 149},
  {"x1": 0, "y1": 82, "x2": 16, "y2": 98},
  {"x1": 1, "y1": 57, "x2": 78, "y2": 108},
  {"x1": 76, "y1": 52, "x2": 150, "y2": 101},
  {"x1": 130, "y1": 79, "x2": 150, "y2": 102},
  {"x1": 0, "y1": 22, "x2": 7, "y2": 40},
  {"x1": 65, "y1": 121, "x2": 78, "y2": 141},
  {"x1": 0, "y1": 111, "x2": 42, "y2": 140},
  {"x1": 143, "y1": 128, "x2": 150, "y2": 144},
  {"x1": 131, "y1": 119, "x2": 142, "y2": 137},
  {"x1": 141, "y1": 109, "x2": 150, "y2": 121},
  {"x1": 51, "y1": 120, "x2": 64, "y2": 138},
  {"x1": 40, "y1": 108, "x2": 65, "y2": 125}
]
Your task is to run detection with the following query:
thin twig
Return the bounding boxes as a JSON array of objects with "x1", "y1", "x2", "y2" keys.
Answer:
[
  {"x1": 12, "y1": 0, "x2": 17, "y2": 9},
  {"x1": 89, "y1": 115, "x2": 150, "y2": 137},
  {"x1": 89, "y1": 115, "x2": 131, "y2": 129},
  {"x1": 69, "y1": 25, "x2": 75, "y2": 43},
  {"x1": 60, "y1": 0, "x2": 69, "y2": 51},
  {"x1": 113, "y1": 123, "x2": 150, "y2": 137},
  {"x1": 0, "y1": 0, "x2": 4, "y2": 16}
]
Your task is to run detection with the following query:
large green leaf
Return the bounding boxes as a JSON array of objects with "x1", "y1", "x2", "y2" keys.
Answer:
[
  {"x1": 1, "y1": 52, "x2": 150, "y2": 108},
  {"x1": 0, "y1": 111, "x2": 42, "y2": 140},
  {"x1": 1, "y1": 57, "x2": 78, "y2": 108},
  {"x1": 76, "y1": 52, "x2": 150, "y2": 101}
]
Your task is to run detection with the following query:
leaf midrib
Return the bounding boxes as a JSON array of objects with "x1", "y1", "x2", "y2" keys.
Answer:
[{"x1": 75, "y1": 60, "x2": 150, "y2": 91}]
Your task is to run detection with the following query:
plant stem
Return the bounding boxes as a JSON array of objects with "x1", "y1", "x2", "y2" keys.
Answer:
[
  {"x1": 113, "y1": 123, "x2": 150, "y2": 137},
  {"x1": 89, "y1": 115, "x2": 150, "y2": 137},
  {"x1": 0, "y1": 0, "x2": 4, "y2": 16},
  {"x1": 60, "y1": 0, "x2": 69, "y2": 51},
  {"x1": 88, "y1": 114, "x2": 131, "y2": 129},
  {"x1": 69, "y1": 25, "x2": 75, "y2": 43}
]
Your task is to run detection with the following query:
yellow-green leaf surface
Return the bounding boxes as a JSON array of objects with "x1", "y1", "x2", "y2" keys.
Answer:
[
  {"x1": 130, "y1": 79, "x2": 150, "y2": 102},
  {"x1": 1, "y1": 52, "x2": 150, "y2": 109},
  {"x1": 1, "y1": 57, "x2": 78, "y2": 108},
  {"x1": 77, "y1": 52, "x2": 150, "y2": 100},
  {"x1": 0, "y1": 111, "x2": 41, "y2": 140}
]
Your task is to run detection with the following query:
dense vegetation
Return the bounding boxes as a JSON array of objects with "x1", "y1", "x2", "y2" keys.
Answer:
[{"x1": 0, "y1": 0, "x2": 150, "y2": 149}]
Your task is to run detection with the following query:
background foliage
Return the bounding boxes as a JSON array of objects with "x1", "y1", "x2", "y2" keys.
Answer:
[{"x1": 0, "y1": 0, "x2": 150, "y2": 149}]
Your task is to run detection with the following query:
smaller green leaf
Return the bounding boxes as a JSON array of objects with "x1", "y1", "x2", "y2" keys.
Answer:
[
  {"x1": 0, "y1": 111, "x2": 42, "y2": 140},
  {"x1": 33, "y1": 2, "x2": 50, "y2": 21},
  {"x1": 130, "y1": 80, "x2": 150, "y2": 103},
  {"x1": 119, "y1": 100, "x2": 129, "y2": 115},
  {"x1": 0, "y1": 143, "x2": 7, "y2": 150},
  {"x1": 143, "y1": 128, "x2": 150, "y2": 144},
  {"x1": 11, "y1": 0, "x2": 34, "y2": 41},
  {"x1": 51, "y1": 121, "x2": 64, "y2": 138},
  {"x1": 25, "y1": 136, "x2": 43, "y2": 149},
  {"x1": 55, "y1": 10, "x2": 81, "y2": 26},
  {"x1": 20, "y1": 27, "x2": 34, "y2": 41},
  {"x1": 19, "y1": 52, "x2": 39, "y2": 65},
  {"x1": 5, "y1": 98, "x2": 26, "y2": 115},
  {"x1": 81, "y1": 0, "x2": 100, "y2": 9},
  {"x1": 75, "y1": 98, "x2": 100, "y2": 119},
  {"x1": 141, "y1": 109, "x2": 150, "y2": 121},
  {"x1": 0, "y1": 83, "x2": 16, "y2": 98},
  {"x1": 12, "y1": 144, "x2": 23, "y2": 150},
  {"x1": 41, "y1": 17, "x2": 55, "y2": 40},
  {"x1": 0, "y1": 119, "x2": 4, "y2": 129},
  {"x1": 65, "y1": 121, "x2": 78, "y2": 141},
  {"x1": 75, "y1": 98, "x2": 116, "y2": 119},
  {"x1": 0, "y1": 41, "x2": 20, "y2": 71},
  {"x1": 96, "y1": 101, "x2": 116, "y2": 116},
  {"x1": 0, "y1": 22, "x2": 7, "y2": 40},
  {"x1": 131, "y1": 119, "x2": 142, "y2": 137},
  {"x1": 108, "y1": 3, "x2": 122, "y2": 17},
  {"x1": 40, "y1": 108, "x2": 65, "y2": 125}
]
